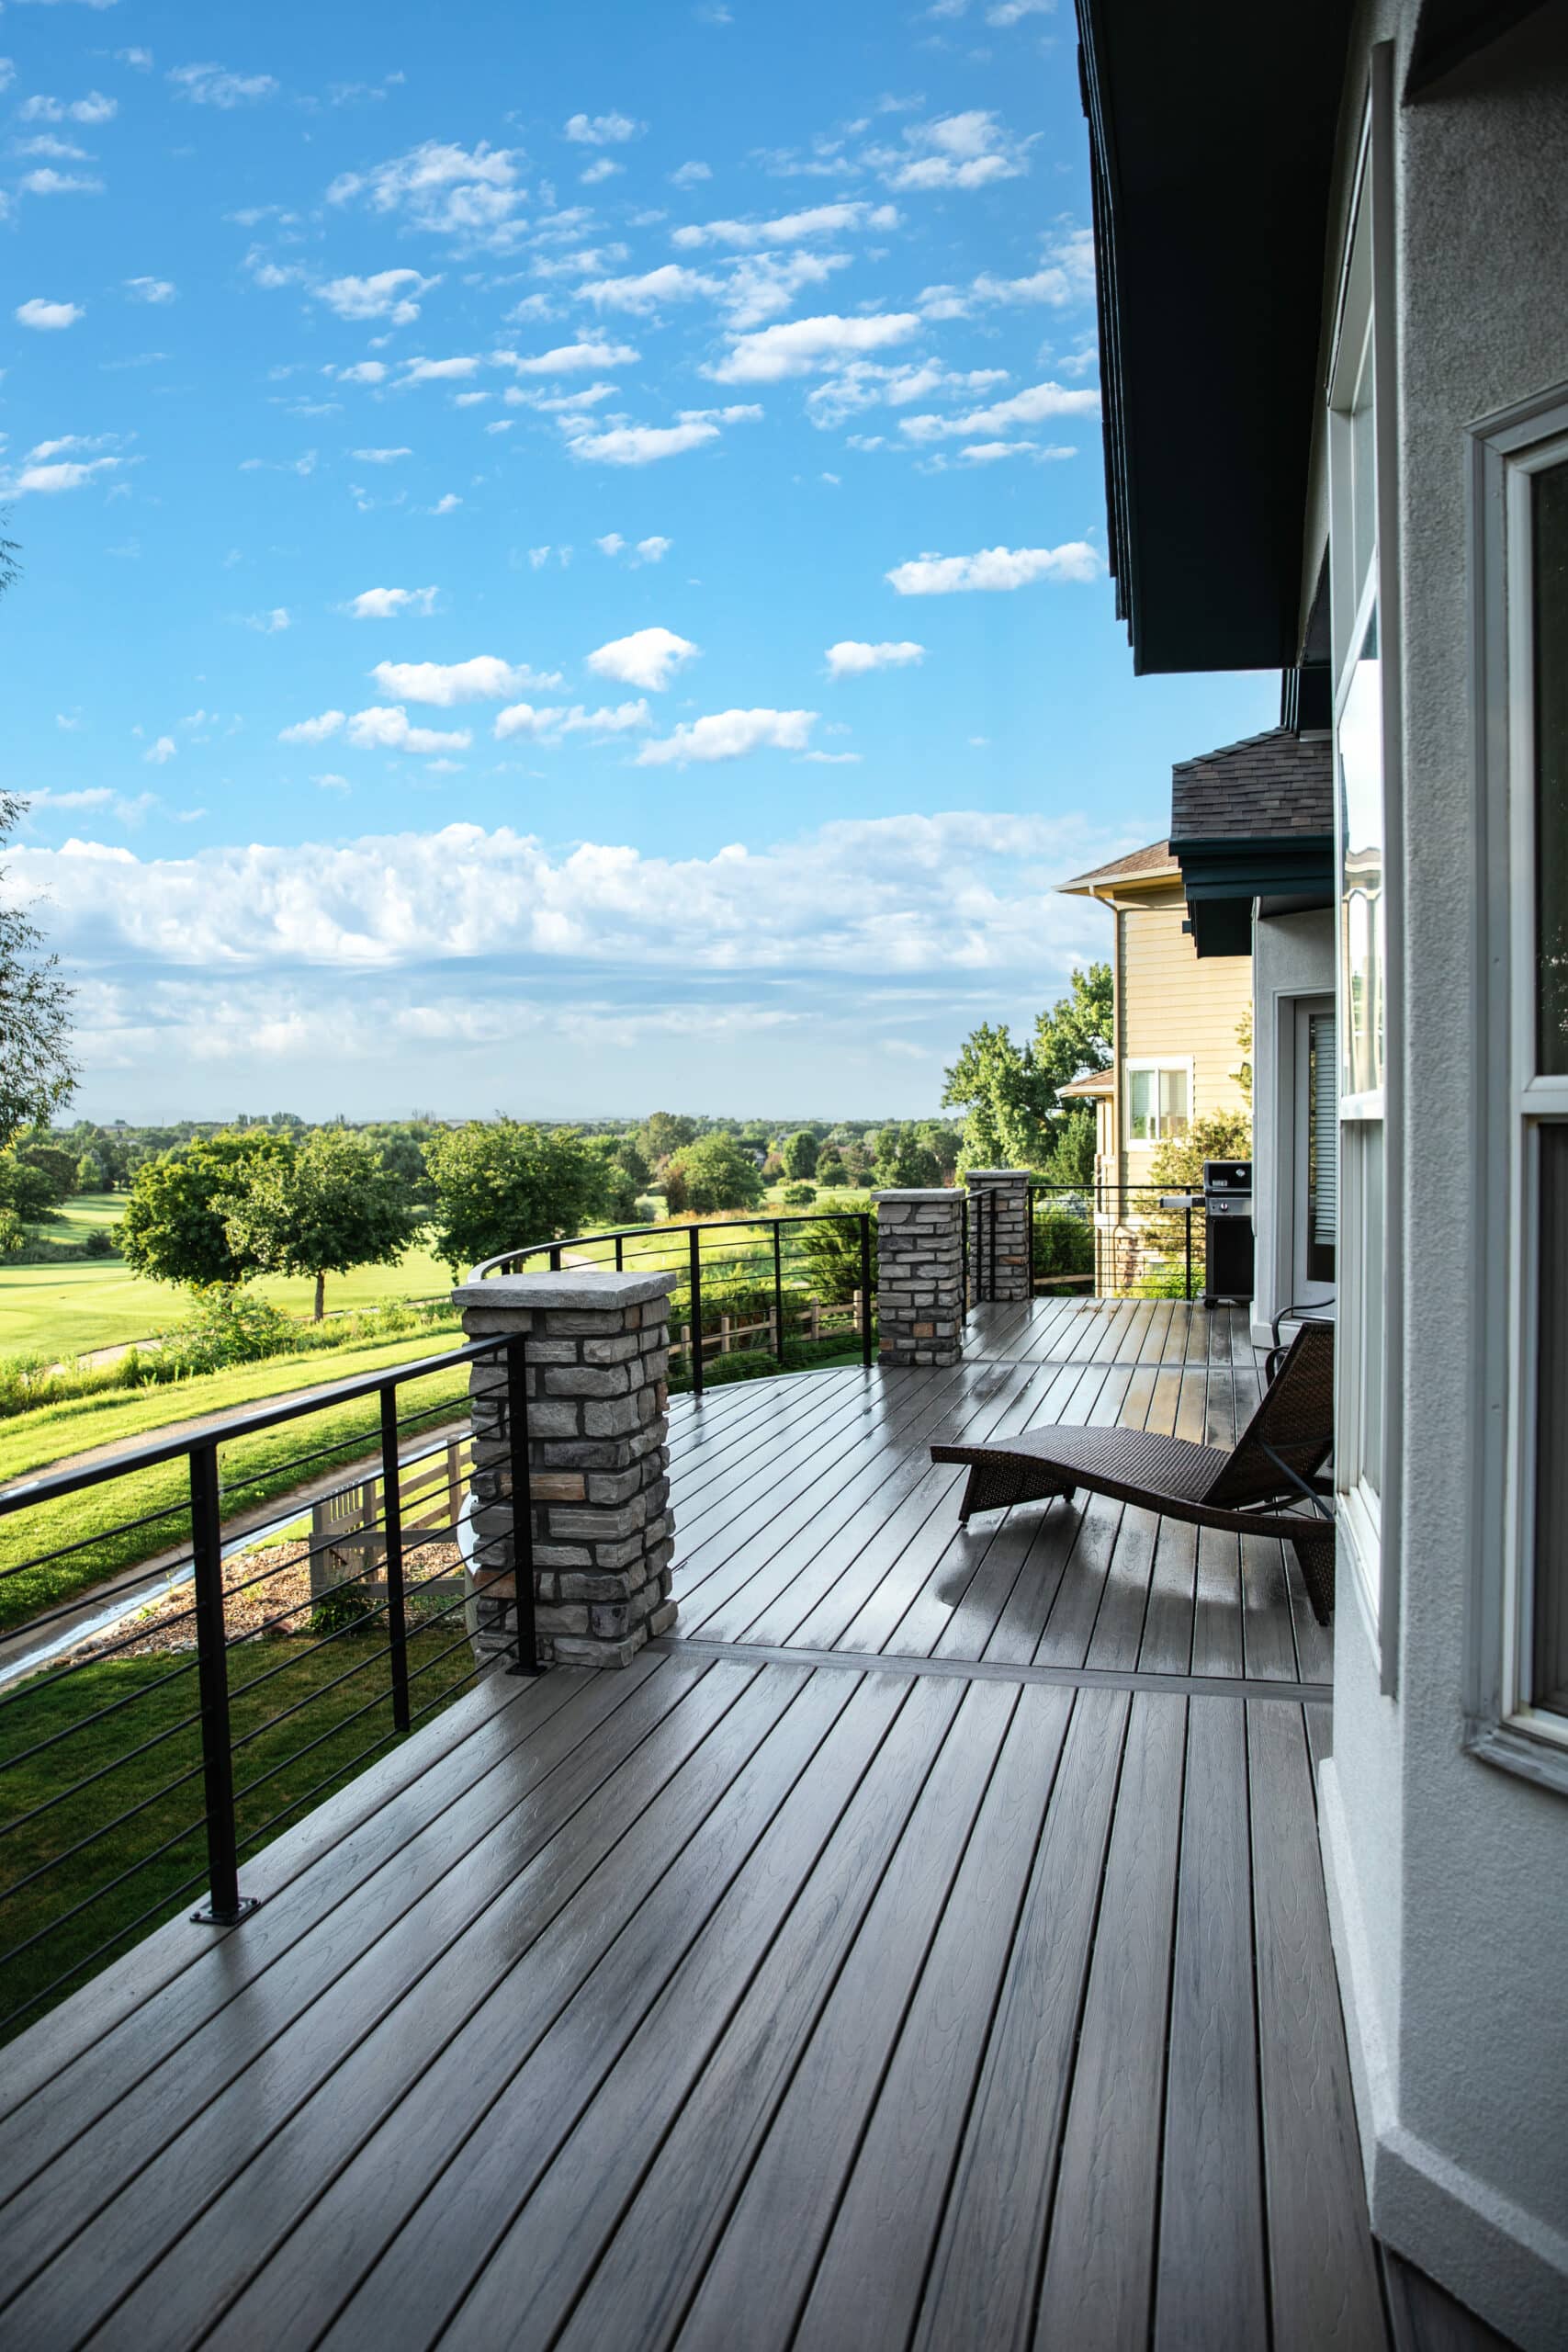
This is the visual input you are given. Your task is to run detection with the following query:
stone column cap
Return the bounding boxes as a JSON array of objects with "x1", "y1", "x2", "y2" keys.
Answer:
[
  {"x1": 452, "y1": 1269, "x2": 676, "y2": 1312},
  {"x1": 964, "y1": 1168, "x2": 1033, "y2": 1181},
  {"x1": 871, "y1": 1187, "x2": 961, "y2": 1204}
]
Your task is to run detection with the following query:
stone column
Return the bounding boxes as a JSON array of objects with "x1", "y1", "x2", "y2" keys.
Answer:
[
  {"x1": 965, "y1": 1169, "x2": 1032, "y2": 1304},
  {"x1": 873, "y1": 1189, "x2": 964, "y2": 1367},
  {"x1": 451, "y1": 1272, "x2": 676, "y2": 1669}
]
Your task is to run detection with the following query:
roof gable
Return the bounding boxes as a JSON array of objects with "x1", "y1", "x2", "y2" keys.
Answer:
[{"x1": 1169, "y1": 728, "x2": 1332, "y2": 842}]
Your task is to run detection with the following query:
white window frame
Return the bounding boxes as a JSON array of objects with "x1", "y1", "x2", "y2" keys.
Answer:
[
  {"x1": 1123, "y1": 1057, "x2": 1194, "y2": 1149},
  {"x1": 1468, "y1": 380, "x2": 1568, "y2": 1793},
  {"x1": 1325, "y1": 50, "x2": 1404, "y2": 1680}
]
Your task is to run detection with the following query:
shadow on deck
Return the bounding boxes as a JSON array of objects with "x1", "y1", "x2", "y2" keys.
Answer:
[{"x1": 0, "y1": 1300, "x2": 1508, "y2": 2349}]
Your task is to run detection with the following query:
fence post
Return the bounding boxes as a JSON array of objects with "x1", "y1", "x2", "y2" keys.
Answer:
[
  {"x1": 688, "y1": 1223, "x2": 705, "y2": 1400},
  {"x1": 187, "y1": 1442, "x2": 257, "y2": 1927},
  {"x1": 454, "y1": 1272, "x2": 677, "y2": 1668},
  {"x1": 379, "y1": 1386, "x2": 411, "y2": 1732},
  {"x1": 773, "y1": 1220, "x2": 786, "y2": 1367},
  {"x1": 873, "y1": 1189, "x2": 965, "y2": 1367},
  {"x1": 859, "y1": 1213, "x2": 874, "y2": 1367},
  {"x1": 506, "y1": 1336, "x2": 540, "y2": 1675}
]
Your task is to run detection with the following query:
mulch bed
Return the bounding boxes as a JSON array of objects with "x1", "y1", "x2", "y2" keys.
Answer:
[{"x1": 63, "y1": 1540, "x2": 465, "y2": 1663}]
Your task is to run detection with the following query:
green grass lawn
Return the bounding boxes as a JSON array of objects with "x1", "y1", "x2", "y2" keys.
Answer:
[
  {"x1": 0, "y1": 1331, "x2": 473, "y2": 1634},
  {"x1": 0, "y1": 1197, "x2": 457, "y2": 1358},
  {"x1": 0, "y1": 1619, "x2": 479, "y2": 2041}
]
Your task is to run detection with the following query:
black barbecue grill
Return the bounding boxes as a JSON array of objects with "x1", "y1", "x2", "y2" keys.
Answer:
[{"x1": 1201, "y1": 1159, "x2": 1254, "y2": 1309}]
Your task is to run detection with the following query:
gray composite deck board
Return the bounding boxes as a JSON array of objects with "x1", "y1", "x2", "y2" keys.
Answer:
[{"x1": 9, "y1": 1298, "x2": 1499, "y2": 2352}]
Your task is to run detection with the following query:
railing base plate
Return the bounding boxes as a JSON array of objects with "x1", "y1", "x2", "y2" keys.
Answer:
[{"x1": 190, "y1": 1894, "x2": 261, "y2": 1928}]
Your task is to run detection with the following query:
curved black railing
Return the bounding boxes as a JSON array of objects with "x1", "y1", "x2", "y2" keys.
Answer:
[{"x1": 469, "y1": 1208, "x2": 875, "y2": 1397}]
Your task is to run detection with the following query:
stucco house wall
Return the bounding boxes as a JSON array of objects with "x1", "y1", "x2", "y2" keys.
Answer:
[{"x1": 1309, "y1": 9, "x2": 1568, "y2": 2343}]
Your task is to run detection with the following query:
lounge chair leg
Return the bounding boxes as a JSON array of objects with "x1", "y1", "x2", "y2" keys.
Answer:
[{"x1": 1292, "y1": 1525, "x2": 1336, "y2": 1627}]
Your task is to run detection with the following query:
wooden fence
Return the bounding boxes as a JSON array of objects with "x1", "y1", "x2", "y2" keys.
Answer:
[
  {"x1": 668, "y1": 1291, "x2": 865, "y2": 1374},
  {"x1": 310, "y1": 1435, "x2": 471, "y2": 1603}
]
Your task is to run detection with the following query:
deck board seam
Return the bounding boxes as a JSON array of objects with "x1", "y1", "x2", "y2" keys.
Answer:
[{"x1": 649, "y1": 1638, "x2": 1330, "y2": 1706}]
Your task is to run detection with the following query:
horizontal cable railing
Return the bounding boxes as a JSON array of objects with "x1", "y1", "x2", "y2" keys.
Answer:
[
  {"x1": 0, "y1": 1336, "x2": 533, "y2": 2045},
  {"x1": 470, "y1": 1208, "x2": 876, "y2": 1398},
  {"x1": 1025, "y1": 1182, "x2": 1204, "y2": 1302}
]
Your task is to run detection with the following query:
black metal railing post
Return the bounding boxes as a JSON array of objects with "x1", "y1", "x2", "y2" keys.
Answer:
[
  {"x1": 506, "y1": 1337, "x2": 543, "y2": 1676},
  {"x1": 988, "y1": 1186, "x2": 998, "y2": 1302},
  {"x1": 187, "y1": 1442, "x2": 257, "y2": 1926},
  {"x1": 961, "y1": 1191, "x2": 970, "y2": 1317},
  {"x1": 859, "y1": 1213, "x2": 874, "y2": 1368},
  {"x1": 548, "y1": 1243, "x2": 562, "y2": 1272},
  {"x1": 773, "y1": 1219, "x2": 786, "y2": 1367},
  {"x1": 688, "y1": 1223, "x2": 705, "y2": 1399},
  {"x1": 379, "y1": 1385, "x2": 410, "y2": 1734},
  {"x1": 615, "y1": 1232, "x2": 625, "y2": 1272},
  {"x1": 1184, "y1": 1204, "x2": 1193, "y2": 1303}
]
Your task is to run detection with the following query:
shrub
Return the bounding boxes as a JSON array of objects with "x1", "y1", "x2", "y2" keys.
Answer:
[
  {"x1": 780, "y1": 1182, "x2": 816, "y2": 1208},
  {"x1": 82, "y1": 1226, "x2": 116, "y2": 1259},
  {"x1": 1032, "y1": 1209, "x2": 1094, "y2": 1283},
  {"x1": 310, "y1": 1577, "x2": 378, "y2": 1636},
  {"x1": 158, "y1": 1285, "x2": 296, "y2": 1378},
  {"x1": 796, "y1": 1203, "x2": 874, "y2": 1305},
  {"x1": 0, "y1": 1209, "x2": 23, "y2": 1261}
]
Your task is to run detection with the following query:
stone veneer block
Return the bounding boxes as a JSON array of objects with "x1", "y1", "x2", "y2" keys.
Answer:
[
  {"x1": 965, "y1": 1169, "x2": 1032, "y2": 1306},
  {"x1": 872, "y1": 1188, "x2": 965, "y2": 1368},
  {"x1": 452, "y1": 1272, "x2": 678, "y2": 1670}
]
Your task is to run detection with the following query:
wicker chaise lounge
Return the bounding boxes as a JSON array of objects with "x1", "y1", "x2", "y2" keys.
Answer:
[{"x1": 931, "y1": 1320, "x2": 1337, "y2": 1624}]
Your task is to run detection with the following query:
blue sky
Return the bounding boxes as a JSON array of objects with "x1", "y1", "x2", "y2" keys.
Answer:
[{"x1": 1, "y1": 0, "x2": 1276, "y2": 1123}]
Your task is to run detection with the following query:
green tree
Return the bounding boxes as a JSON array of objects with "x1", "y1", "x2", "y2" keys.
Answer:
[
  {"x1": 119, "y1": 1131, "x2": 292, "y2": 1290},
  {"x1": 781, "y1": 1129, "x2": 819, "y2": 1181},
  {"x1": 942, "y1": 963, "x2": 1113, "y2": 1170},
  {"x1": 0, "y1": 794, "x2": 75, "y2": 1147},
  {"x1": 1041, "y1": 1105, "x2": 1097, "y2": 1188},
  {"x1": 222, "y1": 1126, "x2": 419, "y2": 1319},
  {"x1": 0, "y1": 1207, "x2": 24, "y2": 1260},
  {"x1": 667, "y1": 1134, "x2": 766, "y2": 1216},
  {"x1": 639, "y1": 1111, "x2": 698, "y2": 1165},
  {"x1": 874, "y1": 1125, "x2": 942, "y2": 1188},
  {"x1": 75, "y1": 1148, "x2": 107, "y2": 1193},
  {"x1": 15, "y1": 1137, "x2": 79, "y2": 1203},
  {"x1": 798, "y1": 1198, "x2": 874, "y2": 1304},
  {"x1": 0, "y1": 1154, "x2": 62, "y2": 1225},
  {"x1": 423, "y1": 1121, "x2": 606, "y2": 1278},
  {"x1": 584, "y1": 1136, "x2": 642, "y2": 1227}
]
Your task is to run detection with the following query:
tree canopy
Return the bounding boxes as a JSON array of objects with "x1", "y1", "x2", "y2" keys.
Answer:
[
  {"x1": 0, "y1": 795, "x2": 75, "y2": 1148},
  {"x1": 665, "y1": 1134, "x2": 765, "y2": 1216},
  {"x1": 942, "y1": 963, "x2": 1112, "y2": 1170},
  {"x1": 221, "y1": 1126, "x2": 419, "y2": 1318},
  {"x1": 119, "y1": 1131, "x2": 294, "y2": 1290},
  {"x1": 781, "y1": 1129, "x2": 818, "y2": 1180},
  {"x1": 423, "y1": 1121, "x2": 607, "y2": 1278}
]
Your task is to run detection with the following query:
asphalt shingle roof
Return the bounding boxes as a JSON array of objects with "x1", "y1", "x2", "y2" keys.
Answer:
[
  {"x1": 1168, "y1": 727, "x2": 1332, "y2": 841},
  {"x1": 1057, "y1": 839, "x2": 1179, "y2": 892}
]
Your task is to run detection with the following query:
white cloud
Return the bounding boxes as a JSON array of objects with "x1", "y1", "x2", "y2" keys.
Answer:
[
  {"x1": 279, "y1": 711, "x2": 347, "y2": 745},
  {"x1": 987, "y1": 0, "x2": 1054, "y2": 21},
  {"x1": 826, "y1": 639, "x2": 925, "y2": 677},
  {"x1": 143, "y1": 734, "x2": 176, "y2": 764},
  {"x1": 19, "y1": 166, "x2": 104, "y2": 194},
  {"x1": 399, "y1": 354, "x2": 482, "y2": 383},
  {"x1": 919, "y1": 228, "x2": 1094, "y2": 320},
  {"x1": 671, "y1": 160, "x2": 711, "y2": 187},
  {"x1": 585, "y1": 627, "x2": 697, "y2": 691},
  {"x1": 577, "y1": 263, "x2": 718, "y2": 315},
  {"x1": 637, "y1": 707, "x2": 815, "y2": 766},
  {"x1": 672, "y1": 199, "x2": 898, "y2": 251},
  {"x1": 315, "y1": 268, "x2": 439, "y2": 324},
  {"x1": 168, "y1": 62, "x2": 277, "y2": 107},
  {"x1": 595, "y1": 533, "x2": 625, "y2": 556},
  {"x1": 806, "y1": 356, "x2": 1009, "y2": 429},
  {"x1": 246, "y1": 607, "x2": 291, "y2": 633},
  {"x1": 117, "y1": 47, "x2": 153, "y2": 66},
  {"x1": 16, "y1": 134, "x2": 91, "y2": 157},
  {"x1": 558, "y1": 406, "x2": 758, "y2": 466},
  {"x1": 492, "y1": 700, "x2": 650, "y2": 742},
  {"x1": 886, "y1": 542, "x2": 1100, "y2": 594},
  {"x1": 369, "y1": 656, "x2": 563, "y2": 705},
  {"x1": 708, "y1": 311, "x2": 919, "y2": 383},
  {"x1": 125, "y1": 276, "x2": 175, "y2": 303},
  {"x1": 327, "y1": 140, "x2": 526, "y2": 249},
  {"x1": 580, "y1": 158, "x2": 621, "y2": 187},
  {"x1": 16, "y1": 297, "x2": 83, "y2": 330},
  {"x1": 345, "y1": 706, "x2": 471, "y2": 754},
  {"x1": 430, "y1": 492, "x2": 462, "y2": 514},
  {"x1": 7, "y1": 456, "x2": 120, "y2": 492},
  {"x1": 563, "y1": 110, "x2": 640, "y2": 145},
  {"x1": 720, "y1": 251, "x2": 852, "y2": 329},
  {"x1": 897, "y1": 378, "x2": 1100, "y2": 442},
  {"x1": 332, "y1": 359, "x2": 389, "y2": 385},
  {"x1": 873, "y1": 109, "x2": 1032, "y2": 192},
  {"x1": 17, "y1": 90, "x2": 117, "y2": 122},
  {"x1": 636, "y1": 535, "x2": 671, "y2": 563},
  {"x1": 802, "y1": 750, "x2": 861, "y2": 764},
  {"x1": 345, "y1": 584, "x2": 438, "y2": 619},
  {"x1": 496, "y1": 336, "x2": 639, "y2": 376}
]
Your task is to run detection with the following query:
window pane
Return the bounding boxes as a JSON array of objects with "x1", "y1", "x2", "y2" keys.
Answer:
[
  {"x1": 1351, "y1": 337, "x2": 1377, "y2": 598},
  {"x1": 1532, "y1": 1125, "x2": 1568, "y2": 1716},
  {"x1": 1160, "y1": 1069, "x2": 1190, "y2": 1136},
  {"x1": 1534, "y1": 460, "x2": 1568, "y2": 1077},
  {"x1": 1129, "y1": 1069, "x2": 1152, "y2": 1140},
  {"x1": 1339, "y1": 604, "x2": 1385, "y2": 1098}
]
